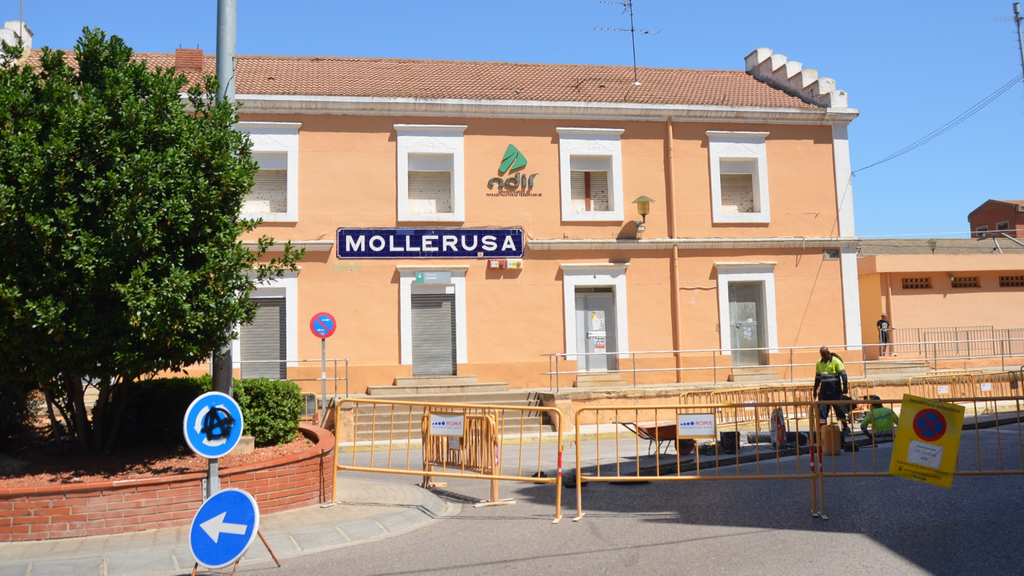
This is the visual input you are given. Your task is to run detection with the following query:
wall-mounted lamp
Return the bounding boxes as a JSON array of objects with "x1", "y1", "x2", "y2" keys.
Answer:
[
  {"x1": 949, "y1": 274, "x2": 956, "y2": 282},
  {"x1": 632, "y1": 195, "x2": 655, "y2": 238}
]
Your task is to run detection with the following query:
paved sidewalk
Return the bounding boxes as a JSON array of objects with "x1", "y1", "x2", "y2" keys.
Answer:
[{"x1": 0, "y1": 476, "x2": 453, "y2": 576}]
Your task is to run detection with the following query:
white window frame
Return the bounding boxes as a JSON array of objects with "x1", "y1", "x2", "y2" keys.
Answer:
[
  {"x1": 715, "y1": 262, "x2": 778, "y2": 355},
  {"x1": 556, "y1": 128, "x2": 625, "y2": 222},
  {"x1": 231, "y1": 269, "x2": 299, "y2": 369},
  {"x1": 560, "y1": 264, "x2": 630, "y2": 360},
  {"x1": 236, "y1": 122, "x2": 301, "y2": 222},
  {"x1": 976, "y1": 225, "x2": 989, "y2": 237},
  {"x1": 708, "y1": 131, "x2": 770, "y2": 224},
  {"x1": 396, "y1": 125, "x2": 467, "y2": 223},
  {"x1": 397, "y1": 265, "x2": 469, "y2": 366}
]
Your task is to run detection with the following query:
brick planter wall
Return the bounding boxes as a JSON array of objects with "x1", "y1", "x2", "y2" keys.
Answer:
[{"x1": 0, "y1": 424, "x2": 335, "y2": 542}]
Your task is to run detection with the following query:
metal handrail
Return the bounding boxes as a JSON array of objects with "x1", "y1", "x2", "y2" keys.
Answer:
[{"x1": 541, "y1": 336, "x2": 1024, "y2": 391}]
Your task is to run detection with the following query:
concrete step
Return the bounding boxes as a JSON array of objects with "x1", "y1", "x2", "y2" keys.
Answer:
[
  {"x1": 393, "y1": 375, "x2": 479, "y2": 386},
  {"x1": 728, "y1": 367, "x2": 781, "y2": 382},
  {"x1": 576, "y1": 373, "x2": 628, "y2": 388},
  {"x1": 369, "y1": 381, "x2": 507, "y2": 396},
  {"x1": 864, "y1": 360, "x2": 931, "y2": 376}
]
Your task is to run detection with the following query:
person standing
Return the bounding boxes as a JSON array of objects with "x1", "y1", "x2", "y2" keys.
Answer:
[
  {"x1": 877, "y1": 313, "x2": 894, "y2": 356},
  {"x1": 814, "y1": 346, "x2": 850, "y2": 448}
]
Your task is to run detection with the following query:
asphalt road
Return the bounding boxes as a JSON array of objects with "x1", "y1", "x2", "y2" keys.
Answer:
[{"x1": 246, "y1": 425, "x2": 1024, "y2": 576}]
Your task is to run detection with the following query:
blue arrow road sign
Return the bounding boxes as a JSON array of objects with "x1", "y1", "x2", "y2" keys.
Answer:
[
  {"x1": 183, "y1": 391, "x2": 245, "y2": 459},
  {"x1": 189, "y1": 489, "x2": 260, "y2": 569}
]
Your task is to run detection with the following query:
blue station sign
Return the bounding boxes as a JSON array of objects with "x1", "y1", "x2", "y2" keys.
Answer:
[
  {"x1": 183, "y1": 392, "x2": 245, "y2": 459},
  {"x1": 189, "y1": 488, "x2": 260, "y2": 569},
  {"x1": 337, "y1": 228, "x2": 524, "y2": 259}
]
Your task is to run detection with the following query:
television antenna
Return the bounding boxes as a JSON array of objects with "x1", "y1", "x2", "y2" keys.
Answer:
[{"x1": 595, "y1": 0, "x2": 660, "y2": 86}]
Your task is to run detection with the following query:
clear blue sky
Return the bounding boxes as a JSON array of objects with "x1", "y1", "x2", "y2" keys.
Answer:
[{"x1": 14, "y1": 0, "x2": 1024, "y2": 238}]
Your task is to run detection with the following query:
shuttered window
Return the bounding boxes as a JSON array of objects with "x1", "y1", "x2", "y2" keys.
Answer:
[
  {"x1": 720, "y1": 173, "x2": 755, "y2": 214},
  {"x1": 570, "y1": 171, "x2": 610, "y2": 212},
  {"x1": 243, "y1": 169, "x2": 288, "y2": 213},
  {"x1": 240, "y1": 298, "x2": 287, "y2": 379},
  {"x1": 411, "y1": 293, "x2": 457, "y2": 376},
  {"x1": 408, "y1": 171, "x2": 453, "y2": 214}
]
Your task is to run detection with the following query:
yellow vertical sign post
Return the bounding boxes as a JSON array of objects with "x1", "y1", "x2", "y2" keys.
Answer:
[{"x1": 889, "y1": 394, "x2": 965, "y2": 488}]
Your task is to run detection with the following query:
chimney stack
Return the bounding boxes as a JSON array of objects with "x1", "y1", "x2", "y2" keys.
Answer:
[
  {"x1": 174, "y1": 48, "x2": 204, "y2": 72},
  {"x1": 0, "y1": 21, "x2": 33, "y2": 64}
]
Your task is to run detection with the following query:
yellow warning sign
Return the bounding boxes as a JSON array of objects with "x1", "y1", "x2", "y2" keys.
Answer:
[{"x1": 889, "y1": 394, "x2": 965, "y2": 488}]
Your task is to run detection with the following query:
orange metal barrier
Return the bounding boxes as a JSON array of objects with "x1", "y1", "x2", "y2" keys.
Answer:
[
  {"x1": 332, "y1": 398, "x2": 564, "y2": 522},
  {"x1": 815, "y1": 395, "x2": 1024, "y2": 517},
  {"x1": 573, "y1": 401, "x2": 822, "y2": 521}
]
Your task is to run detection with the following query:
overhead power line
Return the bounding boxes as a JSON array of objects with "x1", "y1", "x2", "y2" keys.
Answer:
[{"x1": 853, "y1": 72, "x2": 1023, "y2": 174}]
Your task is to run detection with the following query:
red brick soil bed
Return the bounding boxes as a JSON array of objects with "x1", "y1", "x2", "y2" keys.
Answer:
[
  {"x1": 0, "y1": 437, "x2": 313, "y2": 489},
  {"x1": 0, "y1": 425, "x2": 336, "y2": 542}
]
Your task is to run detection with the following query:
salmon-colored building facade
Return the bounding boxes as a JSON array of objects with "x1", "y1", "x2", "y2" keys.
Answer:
[
  {"x1": 160, "y1": 47, "x2": 864, "y2": 393},
  {"x1": 858, "y1": 238, "x2": 1024, "y2": 362}
]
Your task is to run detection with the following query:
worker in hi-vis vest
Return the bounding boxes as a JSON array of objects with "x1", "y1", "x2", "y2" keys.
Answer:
[{"x1": 814, "y1": 346, "x2": 850, "y2": 447}]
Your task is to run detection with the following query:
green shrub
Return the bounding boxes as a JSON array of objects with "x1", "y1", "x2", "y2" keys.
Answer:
[
  {"x1": 233, "y1": 378, "x2": 302, "y2": 447},
  {"x1": 117, "y1": 375, "x2": 211, "y2": 447}
]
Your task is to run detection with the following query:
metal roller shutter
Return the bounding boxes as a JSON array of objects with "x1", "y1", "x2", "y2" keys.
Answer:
[
  {"x1": 720, "y1": 173, "x2": 755, "y2": 214},
  {"x1": 240, "y1": 297, "x2": 287, "y2": 379},
  {"x1": 243, "y1": 169, "x2": 288, "y2": 214},
  {"x1": 411, "y1": 293, "x2": 457, "y2": 376}
]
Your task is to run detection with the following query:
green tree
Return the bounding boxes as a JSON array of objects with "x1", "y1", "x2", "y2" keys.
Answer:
[{"x1": 0, "y1": 29, "x2": 303, "y2": 452}]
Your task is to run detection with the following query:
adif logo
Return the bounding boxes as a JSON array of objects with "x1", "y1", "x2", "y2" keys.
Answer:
[{"x1": 487, "y1": 144, "x2": 540, "y2": 196}]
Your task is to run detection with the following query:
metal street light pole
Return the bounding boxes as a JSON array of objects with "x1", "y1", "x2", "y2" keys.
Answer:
[
  {"x1": 1015, "y1": 3, "x2": 1024, "y2": 84},
  {"x1": 211, "y1": 0, "x2": 237, "y2": 396}
]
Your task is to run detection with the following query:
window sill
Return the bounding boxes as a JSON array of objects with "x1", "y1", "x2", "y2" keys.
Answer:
[
  {"x1": 397, "y1": 212, "x2": 465, "y2": 223},
  {"x1": 712, "y1": 212, "x2": 770, "y2": 224},
  {"x1": 242, "y1": 212, "x2": 298, "y2": 223},
  {"x1": 562, "y1": 210, "x2": 624, "y2": 223}
]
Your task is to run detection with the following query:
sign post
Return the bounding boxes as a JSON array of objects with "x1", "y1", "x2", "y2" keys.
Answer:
[
  {"x1": 184, "y1": 393, "x2": 280, "y2": 571},
  {"x1": 309, "y1": 312, "x2": 337, "y2": 426},
  {"x1": 889, "y1": 394, "x2": 965, "y2": 488}
]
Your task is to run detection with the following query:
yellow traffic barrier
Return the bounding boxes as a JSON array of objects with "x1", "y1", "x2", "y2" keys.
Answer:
[
  {"x1": 814, "y1": 395, "x2": 1024, "y2": 517},
  {"x1": 573, "y1": 401, "x2": 822, "y2": 521},
  {"x1": 332, "y1": 398, "x2": 564, "y2": 522}
]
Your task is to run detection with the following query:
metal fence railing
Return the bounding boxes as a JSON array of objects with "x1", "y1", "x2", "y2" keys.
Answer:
[
  {"x1": 573, "y1": 393, "x2": 1024, "y2": 520},
  {"x1": 887, "y1": 326, "x2": 1024, "y2": 358},
  {"x1": 542, "y1": 337, "x2": 1024, "y2": 391},
  {"x1": 333, "y1": 398, "x2": 565, "y2": 522}
]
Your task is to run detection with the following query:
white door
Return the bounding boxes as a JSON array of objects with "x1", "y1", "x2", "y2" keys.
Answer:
[{"x1": 575, "y1": 291, "x2": 617, "y2": 372}]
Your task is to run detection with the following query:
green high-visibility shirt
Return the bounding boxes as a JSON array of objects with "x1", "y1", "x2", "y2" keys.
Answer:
[
  {"x1": 815, "y1": 355, "x2": 845, "y2": 375},
  {"x1": 862, "y1": 407, "x2": 899, "y2": 434}
]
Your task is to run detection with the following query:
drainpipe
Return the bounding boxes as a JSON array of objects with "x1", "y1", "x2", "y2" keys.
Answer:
[{"x1": 666, "y1": 118, "x2": 683, "y2": 380}]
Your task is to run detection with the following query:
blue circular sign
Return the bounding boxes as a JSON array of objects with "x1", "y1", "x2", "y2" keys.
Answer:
[
  {"x1": 309, "y1": 312, "x2": 336, "y2": 338},
  {"x1": 189, "y1": 489, "x2": 260, "y2": 569},
  {"x1": 183, "y1": 392, "x2": 245, "y2": 459}
]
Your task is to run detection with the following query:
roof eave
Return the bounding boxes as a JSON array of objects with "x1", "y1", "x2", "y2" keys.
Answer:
[{"x1": 232, "y1": 94, "x2": 860, "y2": 125}]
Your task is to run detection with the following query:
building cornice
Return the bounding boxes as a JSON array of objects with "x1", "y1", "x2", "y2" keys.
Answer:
[
  {"x1": 234, "y1": 94, "x2": 859, "y2": 126},
  {"x1": 529, "y1": 237, "x2": 860, "y2": 251},
  {"x1": 243, "y1": 239, "x2": 335, "y2": 252}
]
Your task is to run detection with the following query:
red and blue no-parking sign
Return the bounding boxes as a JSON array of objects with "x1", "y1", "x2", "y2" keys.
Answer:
[
  {"x1": 912, "y1": 408, "x2": 947, "y2": 442},
  {"x1": 309, "y1": 312, "x2": 337, "y2": 339}
]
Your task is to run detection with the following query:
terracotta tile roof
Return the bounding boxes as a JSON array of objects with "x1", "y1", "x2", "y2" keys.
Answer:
[{"x1": 25, "y1": 49, "x2": 818, "y2": 109}]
